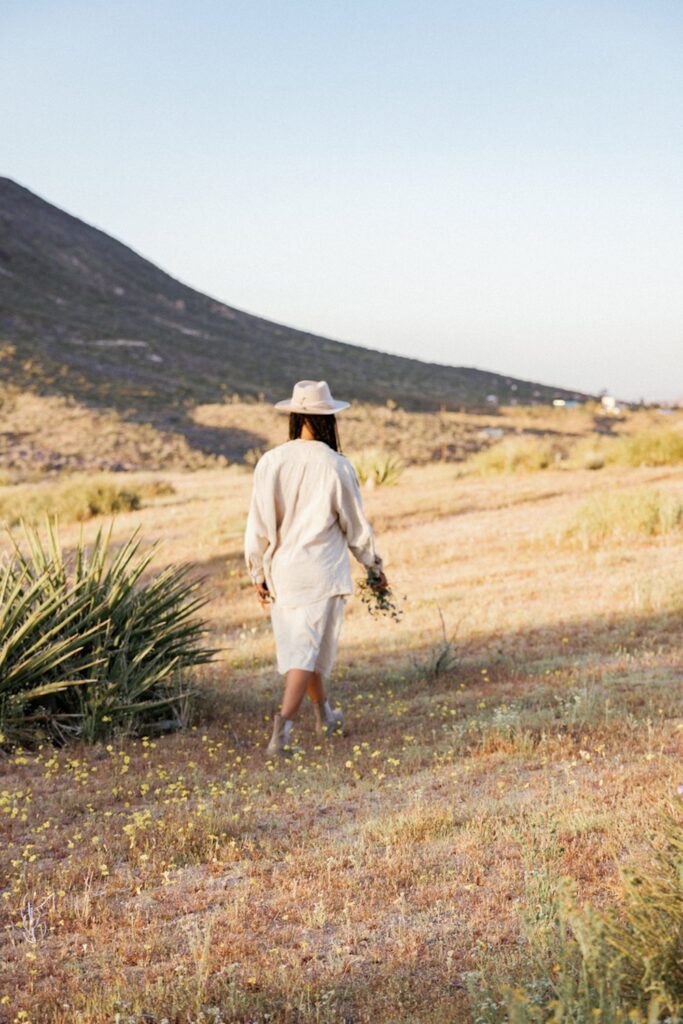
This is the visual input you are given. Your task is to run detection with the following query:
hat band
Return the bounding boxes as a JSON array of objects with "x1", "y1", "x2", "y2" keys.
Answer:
[{"x1": 295, "y1": 398, "x2": 336, "y2": 411}]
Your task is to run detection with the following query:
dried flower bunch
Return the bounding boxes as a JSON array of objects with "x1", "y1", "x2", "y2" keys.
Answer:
[{"x1": 357, "y1": 567, "x2": 403, "y2": 622}]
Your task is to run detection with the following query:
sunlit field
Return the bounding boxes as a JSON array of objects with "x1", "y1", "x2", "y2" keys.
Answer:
[{"x1": 2, "y1": 456, "x2": 683, "y2": 1022}]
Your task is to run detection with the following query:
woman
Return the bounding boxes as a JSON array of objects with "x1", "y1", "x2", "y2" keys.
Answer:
[{"x1": 244, "y1": 380, "x2": 387, "y2": 755}]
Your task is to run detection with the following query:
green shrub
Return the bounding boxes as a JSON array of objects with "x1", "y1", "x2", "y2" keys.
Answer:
[
  {"x1": 351, "y1": 450, "x2": 403, "y2": 486},
  {"x1": 563, "y1": 489, "x2": 683, "y2": 549},
  {"x1": 0, "y1": 521, "x2": 213, "y2": 746},
  {"x1": 0, "y1": 475, "x2": 142, "y2": 526},
  {"x1": 467, "y1": 437, "x2": 556, "y2": 474}
]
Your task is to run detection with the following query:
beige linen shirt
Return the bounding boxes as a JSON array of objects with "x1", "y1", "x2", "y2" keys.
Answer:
[{"x1": 244, "y1": 439, "x2": 383, "y2": 607}]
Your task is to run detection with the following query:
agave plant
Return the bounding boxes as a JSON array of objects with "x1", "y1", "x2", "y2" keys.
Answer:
[{"x1": 0, "y1": 520, "x2": 214, "y2": 745}]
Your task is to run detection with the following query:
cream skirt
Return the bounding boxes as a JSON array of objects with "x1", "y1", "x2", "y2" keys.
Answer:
[{"x1": 270, "y1": 595, "x2": 346, "y2": 676}]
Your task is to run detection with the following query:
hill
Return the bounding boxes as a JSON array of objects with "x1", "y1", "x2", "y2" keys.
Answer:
[{"x1": 0, "y1": 178, "x2": 589, "y2": 465}]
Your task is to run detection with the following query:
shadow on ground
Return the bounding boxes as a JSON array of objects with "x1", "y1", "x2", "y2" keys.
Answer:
[{"x1": 204, "y1": 602, "x2": 683, "y2": 723}]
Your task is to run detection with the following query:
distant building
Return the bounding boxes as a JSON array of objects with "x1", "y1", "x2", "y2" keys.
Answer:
[
  {"x1": 601, "y1": 395, "x2": 621, "y2": 415},
  {"x1": 553, "y1": 397, "x2": 582, "y2": 409}
]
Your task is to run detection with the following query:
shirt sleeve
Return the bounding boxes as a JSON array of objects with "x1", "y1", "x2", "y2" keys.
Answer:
[
  {"x1": 244, "y1": 463, "x2": 268, "y2": 585},
  {"x1": 335, "y1": 459, "x2": 384, "y2": 571}
]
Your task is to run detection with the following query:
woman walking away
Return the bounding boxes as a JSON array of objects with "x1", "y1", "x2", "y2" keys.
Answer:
[{"x1": 244, "y1": 380, "x2": 387, "y2": 756}]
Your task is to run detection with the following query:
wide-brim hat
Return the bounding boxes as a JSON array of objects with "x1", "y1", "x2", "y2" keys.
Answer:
[{"x1": 274, "y1": 379, "x2": 350, "y2": 414}]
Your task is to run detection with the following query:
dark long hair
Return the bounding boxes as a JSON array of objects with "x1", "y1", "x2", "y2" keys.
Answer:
[{"x1": 289, "y1": 413, "x2": 341, "y2": 452}]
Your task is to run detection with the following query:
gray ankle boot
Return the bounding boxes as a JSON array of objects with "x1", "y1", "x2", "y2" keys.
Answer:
[
  {"x1": 312, "y1": 701, "x2": 344, "y2": 738},
  {"x1": 266, "y1": 713, "x2": 302, "y2": 756}
]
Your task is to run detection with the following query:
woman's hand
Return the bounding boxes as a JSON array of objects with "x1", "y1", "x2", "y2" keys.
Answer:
[
  {"x1": 255, "y1": 581, "x2": 270, "y2": 607},
  {"x1": 370, "y1": 570, "x2": 388, "y2": 592}
]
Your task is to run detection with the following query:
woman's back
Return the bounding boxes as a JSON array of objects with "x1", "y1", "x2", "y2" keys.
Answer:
[{"x1": 246, "y1": 438, "x2": 379, "y2": 607}]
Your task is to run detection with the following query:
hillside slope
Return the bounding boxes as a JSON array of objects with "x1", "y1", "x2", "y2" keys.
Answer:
[{"x1": 0, "y1": 178, "x2": 587, "y2": 432}]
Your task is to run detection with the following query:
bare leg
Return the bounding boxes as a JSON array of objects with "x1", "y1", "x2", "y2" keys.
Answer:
[
  {"x1": 307, "y1": 672, "x2": 325, "y2": 705},
  {"x1": 280, "y1": 668, "x2": 316, "y2": 720}
]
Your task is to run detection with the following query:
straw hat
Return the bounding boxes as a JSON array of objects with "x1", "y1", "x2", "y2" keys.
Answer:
[{"x1": 274, "y1": 380, "x2": 350, "y2": 414}]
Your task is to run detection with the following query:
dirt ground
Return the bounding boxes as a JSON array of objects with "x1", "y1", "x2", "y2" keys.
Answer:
[{"x1": 1, "y1": 459, "x2": 682, "y2": 1022}]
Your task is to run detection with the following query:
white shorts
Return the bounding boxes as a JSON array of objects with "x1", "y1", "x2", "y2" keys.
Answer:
[{"x1": 270, "y1": 595, "x2": 346, "y2": 677}]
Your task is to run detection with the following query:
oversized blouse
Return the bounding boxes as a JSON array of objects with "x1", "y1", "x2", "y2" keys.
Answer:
[{"x1": 244, "y1": 439, "x2": 383, "y2": 608}]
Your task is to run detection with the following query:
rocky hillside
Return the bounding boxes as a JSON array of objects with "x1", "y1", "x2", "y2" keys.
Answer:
[{"x1": 0, "y1": 178, "x2": 588, "y2": 464}]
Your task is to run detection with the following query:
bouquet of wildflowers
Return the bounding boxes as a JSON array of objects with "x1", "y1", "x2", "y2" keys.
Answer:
[{"x1": 357, "y1": 567, "x2": 403, "y2": 622}]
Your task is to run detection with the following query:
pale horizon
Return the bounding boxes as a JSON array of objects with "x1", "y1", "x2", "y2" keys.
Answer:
[{"x1": 3, "y1": 1, "x2": 682, "y2": 403}]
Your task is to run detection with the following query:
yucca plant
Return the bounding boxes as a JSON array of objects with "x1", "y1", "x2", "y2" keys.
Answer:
[
  {"x1": 0, "y1": 565, "x2": 104, "y2": 744},
  {"x1": 0, "y1": 520, "x2": 214, "y2": 745},
  {"x1": 351, "y1": 450, "x2": 403, "y2": 487}
]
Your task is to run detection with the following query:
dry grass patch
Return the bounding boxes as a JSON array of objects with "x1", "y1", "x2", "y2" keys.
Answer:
[
  {"x1": 569, "y1": 428, "x2": 683, "y2": 471},
  {"x1": 562, "y1": 488, "x2": 683, "y2": 549},
  {"x1": 465, "y1": 437, "x2": 558, "y2": 475},
  {"x1": 2, "y1": 462, "x2": 683, "y2": 1022},
  {"x1": 0, "y1": 474, "x2": 143, "y2": 526}
]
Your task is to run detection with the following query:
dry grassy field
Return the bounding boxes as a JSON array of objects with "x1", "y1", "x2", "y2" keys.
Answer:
[
  {"x1": 1, "y1": 385, "x2": 676, "y2": 478},
  {"x1": 1, "y1": 452, "x2": 683, "y2": 1022}
]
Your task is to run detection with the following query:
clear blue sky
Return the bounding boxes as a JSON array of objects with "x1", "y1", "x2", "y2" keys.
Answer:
[{"x1": 3, "y1": 1, "x2": 682, "y2": 400}]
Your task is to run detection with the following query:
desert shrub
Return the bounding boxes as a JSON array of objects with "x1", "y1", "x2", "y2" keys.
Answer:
[
  {"x1": 569, "y1": 429, "x2": 683, "y2": 471},
  {"x1": 563, "y1": 489, "x2": 683, "y2": 549},
  {"x1": 244, "y1": 447, "x2": 266, "y2": 467},
  {"x1": 612, "y1": 428, "x2": 683, "y2": 467},
  {"x1": 0, "y1": 475, "x2": 142, "y2": 526},
  {"x1": 567, "y1": 437, "x2": 608, "y2": 470},
  {"x1": 466, "y1": 437, "x2": 556, "y2": 474},
  {"x1": 469, "y1": 817, "x2": 683, "y2": 1023},
  {"x1": 0, "y1": 521, "x2": 213, "y2": 746},
  {"x1": 137, "y1": 478, "x2": 176, "y2": 500},
  {"x1": 351, "y1": 450, "x2": 403, "y2": 486}
]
